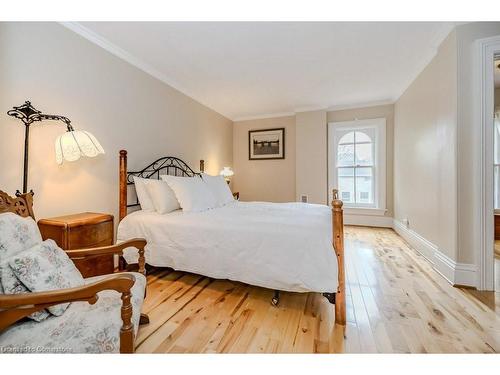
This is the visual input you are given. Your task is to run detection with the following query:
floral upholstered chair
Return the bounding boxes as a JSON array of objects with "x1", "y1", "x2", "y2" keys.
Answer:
[{"x1": 0, "y1": 191, "x2": 148, "y2": 353}]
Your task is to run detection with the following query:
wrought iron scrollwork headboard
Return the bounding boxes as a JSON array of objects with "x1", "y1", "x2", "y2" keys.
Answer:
[{"x1": 119, "y1": 150, "x2": 201, "y2": 220}]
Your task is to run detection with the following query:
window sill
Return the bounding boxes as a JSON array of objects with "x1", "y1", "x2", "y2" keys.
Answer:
[{"x1": 343, "y1": 207, "x2": 387, "y2": 216}]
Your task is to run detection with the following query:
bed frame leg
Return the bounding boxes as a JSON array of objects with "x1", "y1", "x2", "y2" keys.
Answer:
[
  {"x1": 323, "y1": 292, "x2": 336, "y2": 304},
  {"x1": 139, "y1": 313, "x2": 150, "y2": 325},
  {"x1": 271, "y1": 290, "x2": 280, "y2": 306}
]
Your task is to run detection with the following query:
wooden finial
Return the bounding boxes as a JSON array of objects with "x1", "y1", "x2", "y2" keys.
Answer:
[
  {"x1": 332, "y1": 189, "x2": 343, "y2": 209},
  {"x1": 332, "y1": 188, "x2": 339, "y2": 200}
]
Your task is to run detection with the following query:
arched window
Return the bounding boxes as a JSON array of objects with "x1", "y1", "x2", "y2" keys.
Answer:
[
  {"x1": 328, "y1": 118, "x2": 386, "y2": 211},
  {"x1": 337, "y1": 130, "x2": 374, "y2": 204}
]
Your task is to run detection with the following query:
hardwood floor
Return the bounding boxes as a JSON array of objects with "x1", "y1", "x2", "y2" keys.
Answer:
[{"x1": 137, "y1": 226, "x2": 500, "y2": 353}]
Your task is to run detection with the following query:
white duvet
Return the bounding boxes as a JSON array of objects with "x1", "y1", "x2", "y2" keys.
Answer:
[{"x1": 117, "y1": 201, "x2": 338, "y2": 293}]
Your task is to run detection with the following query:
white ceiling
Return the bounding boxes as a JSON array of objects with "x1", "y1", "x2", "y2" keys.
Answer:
[{"x1": 68, "y1": 22, "x2": 455, "y2": 121}]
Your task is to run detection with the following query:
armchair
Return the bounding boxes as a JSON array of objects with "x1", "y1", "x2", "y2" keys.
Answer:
[{"x1": 0, "y1": 190, "x2": 148, "y2": 353}]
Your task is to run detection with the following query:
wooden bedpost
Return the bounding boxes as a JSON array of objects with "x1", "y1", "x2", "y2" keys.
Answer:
[
  {"x1": 119, "y1": 150, "x2": 128, "y2": 222},
  {"x1": 332, "y1": 189, "x2": 346, "y2": 326}
]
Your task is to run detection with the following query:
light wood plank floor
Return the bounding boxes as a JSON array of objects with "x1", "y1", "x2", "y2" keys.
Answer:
[{"x1": 136, "y1": 226, "x2": 500, "y2": 353}]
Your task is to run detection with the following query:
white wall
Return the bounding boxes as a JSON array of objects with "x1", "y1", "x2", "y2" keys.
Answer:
[
  {"x1": 393, "y1": 30, "x2": 458, "y2": 260},
  {"x1": 0, "y1": 22, "x2": 233, "y2": 222},
  {"x1": 232, "y1": 116, "x2": 296, "y2": 202},
  {"x1": 295, "y1": 110, "x2": 328, "y2": 204}
]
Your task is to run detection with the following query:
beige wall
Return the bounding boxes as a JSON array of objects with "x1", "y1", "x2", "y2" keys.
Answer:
[
  {"x1": 394, "y1": 31, "x2": 458, "y2": 260},
  {"x1": 0, "y1": 22, "x2": 233, "y2": 222},
  {"x1": 327, "y1": 104, "x2": 394, "y2": 217},
  {"x1": 232, "y1": 116, "x2": 296, "y2": 202},
  {"x1": 296, "y1": 110, "x2": 328, "y2": 204},
  {"x1": 456, "y1": 23, "x2": 500, "y2": 264}
]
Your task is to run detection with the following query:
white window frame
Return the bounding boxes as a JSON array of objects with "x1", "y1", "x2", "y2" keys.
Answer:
[{"x1": 328, "y1": 118, "x2": 386, "y2": 215}]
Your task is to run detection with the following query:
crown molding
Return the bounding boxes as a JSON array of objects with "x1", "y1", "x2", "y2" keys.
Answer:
[
  {"x1": 59, "y1": 22, "x2": 231, "y2": 120},
  {"x1": 326, "y1": 99, "x2": 395, "y2": 112},
  {"x1": 293, "y1": 105, "x2": 328, "y2": 113},
  {"x1": 233, "y1": 99, "x2": 399, "y2": 122},
  {"x1": 233, "y1": 111, "x2": 296, "y2": 122}
]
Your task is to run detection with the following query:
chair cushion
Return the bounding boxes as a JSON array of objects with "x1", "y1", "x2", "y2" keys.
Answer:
[
  {"x1": 8, "y1": 239, "x2": 85, "y2": 316},
  {"x1": 0, "y1": 213, "x2": 42, "y2": 263},
  {"x1": 0, "y1": 272, "x2": 146, "y2": 353}
]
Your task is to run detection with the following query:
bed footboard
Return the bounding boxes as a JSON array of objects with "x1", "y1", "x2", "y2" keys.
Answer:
[{"x1": 332, "y1": 189, "x2": 346, "y2": 326}]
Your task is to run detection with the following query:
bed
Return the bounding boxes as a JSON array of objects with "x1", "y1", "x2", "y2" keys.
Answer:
[{"x1": 117, "y1": 150, "x2": 346, "y2": 325}]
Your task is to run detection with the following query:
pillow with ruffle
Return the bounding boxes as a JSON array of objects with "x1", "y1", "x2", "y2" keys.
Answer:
[
  {"x1": 9, "y1": 239, "x2": 84, "y2": 316},
  {"x1": 0, "y1": 263, "x2": 51, "y2": 322}
]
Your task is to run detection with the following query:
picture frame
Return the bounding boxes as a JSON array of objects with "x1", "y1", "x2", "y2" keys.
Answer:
[{"x1": 248, "y1": 128, "x2": 285, "y2": 160}]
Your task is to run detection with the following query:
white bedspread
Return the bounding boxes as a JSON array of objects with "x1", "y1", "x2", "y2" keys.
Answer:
[{"x1": 117, "y1": 201, "x2": 338, "y2": 293}]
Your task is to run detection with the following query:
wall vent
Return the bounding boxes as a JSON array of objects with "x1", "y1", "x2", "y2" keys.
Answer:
[{"x1": 300, "y1": 195, "x2": 308, "y2": 203}]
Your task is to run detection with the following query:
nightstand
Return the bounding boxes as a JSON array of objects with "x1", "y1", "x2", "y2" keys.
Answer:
[{"x1": 38, "y1": 212, "x2": 114, "y2": 278}]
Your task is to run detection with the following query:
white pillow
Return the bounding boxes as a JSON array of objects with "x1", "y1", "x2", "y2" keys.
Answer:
[
  {"x1": 201, "y1": 173, "x2": 234, "y2": 207},
  {"x1": 132, "y1": 176, "x2": 155, "y2": 211},
  {"x1": 161, "y1": 175, "x2": 217, "y2": 212},
  {"x1": 145, "y1": 179, "x2": 181, "y2": 214}
]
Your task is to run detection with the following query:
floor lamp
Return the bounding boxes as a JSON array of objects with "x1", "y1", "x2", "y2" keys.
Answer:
[{"x1": 7, "y1": 101, "x2": 105, "y2": 196}]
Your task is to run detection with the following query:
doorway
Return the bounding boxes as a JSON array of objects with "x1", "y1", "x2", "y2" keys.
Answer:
[
  {"x1": 494, "y1": 57, "x2": 500, "y2": 291},
  {"x1": 477, "y1": 37, "x2": 500, "y2": 292}
]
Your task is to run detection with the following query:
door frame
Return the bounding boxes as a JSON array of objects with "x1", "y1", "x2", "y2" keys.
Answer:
[{"x1": 477, "y1": 35, "x2": 500, "y2": 290}]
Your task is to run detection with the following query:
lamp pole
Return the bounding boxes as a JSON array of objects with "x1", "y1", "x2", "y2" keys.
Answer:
[{"x1": 22, "y1": 122, "x2": 30, "y2": 194}]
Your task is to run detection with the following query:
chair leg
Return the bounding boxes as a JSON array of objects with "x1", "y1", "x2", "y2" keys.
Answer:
[{"x1": 139, "y1": 313, "x2": 150, "y2": 325}]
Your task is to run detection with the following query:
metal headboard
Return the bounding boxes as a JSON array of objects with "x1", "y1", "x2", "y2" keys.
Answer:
[{"x1": 119, "y1": 150, "x2": 207, "y2": 220}]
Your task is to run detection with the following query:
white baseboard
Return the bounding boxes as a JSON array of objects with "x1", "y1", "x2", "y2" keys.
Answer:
[
  {"x1": 392, "y1": 219, "x2": 477, "y2": 287},
  {"x1": 344, "y1": 214, "x2": 393, "y2": 228},
  {"x1": 432, "y1": 250, "x2": 455, "y2": 284},
  {"x1": 392, "y1": 219, "x2": 437, "y2": 263},
  {"x1": 341, "y1": 215, "x2": 477, "y2": 287}
]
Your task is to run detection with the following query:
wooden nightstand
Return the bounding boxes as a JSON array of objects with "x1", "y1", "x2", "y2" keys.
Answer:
[{"x1": 38, "y1": 212, "x2": 114, "y2": 278}]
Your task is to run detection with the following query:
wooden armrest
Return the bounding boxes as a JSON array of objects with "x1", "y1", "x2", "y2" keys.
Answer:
[
  {"x1": 0, "y1": 273, "x2": 135, "y2": 328},
  {"x1": 65, "y1": 238, "x2": 147, "y2": 275},
  {"x1": 0, "y1": 273, "x2": 135, "y2": 310},
  {"x1": 0, "y1": 273, "x2": 137, "y2": 353}
]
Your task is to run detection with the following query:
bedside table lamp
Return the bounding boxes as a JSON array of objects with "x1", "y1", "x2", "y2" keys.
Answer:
[
  {"x1": 220, "y1": 166, "x2": 234, "y2": 184},
  {"x1": 7, "y1": 101, "x2": 105, "y2": 195}
]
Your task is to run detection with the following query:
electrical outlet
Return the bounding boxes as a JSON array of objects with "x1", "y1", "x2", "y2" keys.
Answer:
[
  {"x1": 300, "y1": 195, "x2": 308, "y2": 203},
  {"x1": 402, "y1": 218, "x2": 409, "y2": 228}
]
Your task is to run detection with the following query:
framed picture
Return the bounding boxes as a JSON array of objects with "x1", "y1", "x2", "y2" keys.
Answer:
[{"x1": 248, "y1": 128, "x2": 285, "y2": 160}]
